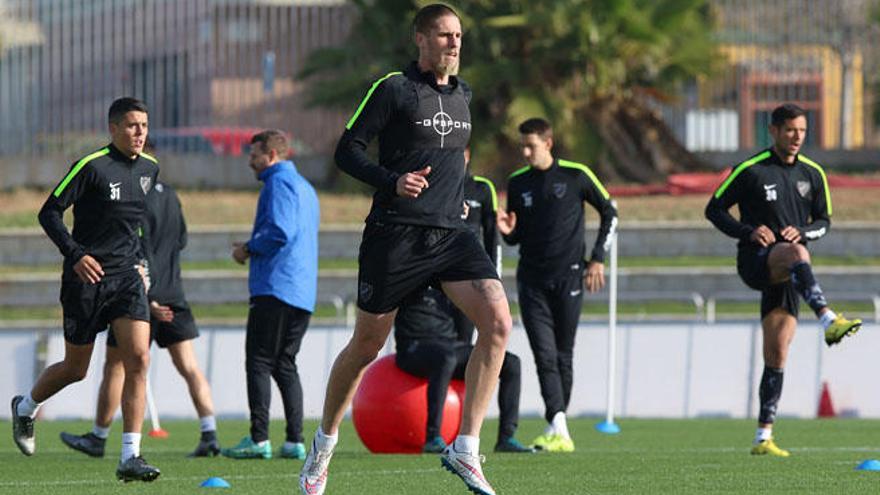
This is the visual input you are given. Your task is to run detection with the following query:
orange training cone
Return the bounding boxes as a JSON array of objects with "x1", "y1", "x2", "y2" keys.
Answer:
[
  {"x1": 148, "y1": 428, "x2": 169, "y2": 439},
  {"x1": 817, "y1": 381, "x2": 836, "y2": 418}
]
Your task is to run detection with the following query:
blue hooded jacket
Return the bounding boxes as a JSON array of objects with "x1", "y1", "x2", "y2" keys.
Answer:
[{"x1": 247, "y1": 160, "x2": 319, "y2": 312}]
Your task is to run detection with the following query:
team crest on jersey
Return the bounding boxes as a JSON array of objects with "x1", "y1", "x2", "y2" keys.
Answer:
[
  {"x1": 553, "y1": 183, "x2": 567, "y2": 199},
  {"x1": 155, "y1": 183, "x2": 164, "y2": 193},
  {"x1": 359, "y1": 282, "x2": 373, "y2": 303},
  {"x1": 522, "y1": 191, "x2": 533, "y2": 208},
  {"x1": 140, "y1": 176, "x2": 152, "y2": 194},
  {"x1": 797, "y1": 181, "x2": 810, "y2": 198}
]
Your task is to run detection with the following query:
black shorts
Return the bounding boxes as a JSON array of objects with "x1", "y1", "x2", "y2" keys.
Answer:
[
  {"x1": 736, "y1": 246, "x2": 799, "y2": 319},
  {"x1": 108, "y1": 299, "x2": 199, "y2": 348},
  {"x1": 61, "y1": 270, "x2": 150, "y2": 346},
  {"x1": 357, "y1": 223, "x2": 500, "y2": 314}
]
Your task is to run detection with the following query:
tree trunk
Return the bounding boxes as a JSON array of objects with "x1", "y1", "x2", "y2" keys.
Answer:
[{"x1": 585, "y1": 96, "x2": 710, "y2": 183}]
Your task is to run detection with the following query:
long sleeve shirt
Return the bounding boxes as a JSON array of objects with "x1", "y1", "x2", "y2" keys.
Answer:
[
  {"x1": 463, "y1": 174, "x2": 501, "y2": 273},
  {"x1": 504, "y1": 158, "x2": 618, "y2": 283},
  {"x1": 38, "y1": 144, "x2": 159, "y2": 279},
  {"x1": 142, "y1": 182, "x2": 187, "y2": 303},
  {"x1": 705, "y1": 149, "x2": 831, "y2": 249},
  {"x1": 335, "y1": 61, "x2": 472, "y2": 228}
]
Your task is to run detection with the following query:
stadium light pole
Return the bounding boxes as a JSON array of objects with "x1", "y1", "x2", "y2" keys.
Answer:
[{"x1": 595, "y1": 213, "x2": 621, "y2": 435}]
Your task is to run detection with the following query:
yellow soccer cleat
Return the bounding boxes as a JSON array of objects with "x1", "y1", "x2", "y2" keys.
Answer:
[
  {"x1": 531, "y1": 433, "x2": 574, "y2": 453},
  {"x1": 531, "y1": 432, "x2": 554, "y2": 451},
  {"x1": 824, "y1": 315, "x2": 861, "y2": 347},
  {"x1": 751, "y1": 438, "x2": 790, "y2": 457}
]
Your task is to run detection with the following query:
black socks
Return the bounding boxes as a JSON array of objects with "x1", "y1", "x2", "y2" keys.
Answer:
[
  {"x1": 758, "y1": 367, "x2": 784, "y2": 425},
  {"x1": 790, "y1": 261, "x2": 828, "y2": 317}
]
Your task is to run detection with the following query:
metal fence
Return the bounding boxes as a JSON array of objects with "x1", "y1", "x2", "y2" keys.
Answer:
[{"x1": 0, "y1": 0, "x2": 352, "y2": 164}]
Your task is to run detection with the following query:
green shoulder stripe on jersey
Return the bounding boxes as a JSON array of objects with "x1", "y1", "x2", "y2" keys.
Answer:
[
  {"x1": 509, "y1": 166, "x2": 530, "y2": 179},
  {"x1": 473, "y1": 175, "x2": 498, "y2": 212},
  {"x1": 345, "y1": 71, "x2": 403, "y2": 130},
  {"x1": 798, "y1": 154, "x2": 832, "y2": 216},
  {"x1": 140, "y1": 152, "x2": 158, "y2": 164},
  {"x1": 713, "y1": 151, "x2": 771, "y2": 199},
  {"x1": 53, "y1": 147, "x2": 110, "y2": 197},
  {"x1": 559, "y1": 159, "x2": 610, "y2": 200}
]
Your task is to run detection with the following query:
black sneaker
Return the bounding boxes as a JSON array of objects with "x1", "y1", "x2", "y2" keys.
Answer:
[
  {"x1": 189, "y1": 438, "x2": 221, "y2": 457},
  {"x1": 11, "y1": 395, "x2": 35, "y2": 456},
  {"x1": 116, "y1": 456, "x2": 161, "y2": 483},
  {"x1": 60, "y1": 431, "x2": 106, "y2": 458},
  {"x1": 494, "y1": 436, "x2": 536, "y2": 453}
]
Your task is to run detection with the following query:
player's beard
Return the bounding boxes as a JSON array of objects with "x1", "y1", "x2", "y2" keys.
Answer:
[{"x1": 436, "y1": 58, "x2": 459, "y2": 77}]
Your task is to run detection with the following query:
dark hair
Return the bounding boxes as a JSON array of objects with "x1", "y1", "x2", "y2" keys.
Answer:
[
  {"x1": 413, "y1": 3, "x2": 459, "y2": 35},
  {"x1": 108, "y1": 97, "x2": 148, "y2": 124},
  {"x1": 518, "y1": 118, "x2": 553, "y2": 139},
  {"x1": 771, "y1": 103, "x2": 806, "y2": 126},
  {"x1": 251, "y1": 129, "x2": 289, "y2": 157}
]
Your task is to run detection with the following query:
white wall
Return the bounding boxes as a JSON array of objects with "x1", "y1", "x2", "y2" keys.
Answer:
[{"x1": 2, "y1": 322, "x2": 877, "y2": 421}]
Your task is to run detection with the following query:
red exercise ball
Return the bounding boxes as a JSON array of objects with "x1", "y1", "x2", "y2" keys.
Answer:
[{"x1": 352, "y1": 354, "x2": 464, "y2": 453}]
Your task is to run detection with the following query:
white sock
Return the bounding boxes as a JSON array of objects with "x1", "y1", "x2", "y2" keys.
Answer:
[
  {"x1": 92, "y1": 424, "x2": 110, "y2": 440},
  {"x1": 17, "y1": 393, "x2": 41, "y2": 419},
  {"x1": 543, "y1": 422, "x2": 556, "y2": 436},
  {"x1": 315, "y1": 426, "x2": 338, "y2": 452},
  {"x1": 120, "y1": 432, "x2": 142, "y2": 462},
  {"x1": 284, "y1": 440, "x2": 300, "y2": 449},
  {"x1": 754, "y1": 427, "x2": 772, "y2": 444},
  {"x1": 453, "y1": 434, "x2": 480, "y2": 455},
  {"x1": 199, "y1": 415, "x2": 217, "y2": 433},
  {"x1": 820, "y1": 310, "x2": 838, "y2": 329},
  {"x1": 551, "y1": 411, "x2": 571, "y2": 439}
]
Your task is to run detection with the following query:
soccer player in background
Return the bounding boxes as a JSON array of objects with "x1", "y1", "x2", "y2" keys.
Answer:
[
  {"x1": 497, "y1": 117, "x2": 618, "y2": 453},
  {"x1": 394, "y1": 285, "x2": 533, "y2": 454},
  {"x1": 452, "y1": 146, "x2": 503, "y2": 342},
  {"x1": 705, "y1": 102, "x2": 861, "y2": 457},
  {"x1": 300, "y1": 5, "x2": 512, "y2": 495},
  {"x1": 12, "y1": 97, "x2": 161, "y2": 481},
  {"x1": 59, "y1": 178, "x2": 221, "y2": 459}
]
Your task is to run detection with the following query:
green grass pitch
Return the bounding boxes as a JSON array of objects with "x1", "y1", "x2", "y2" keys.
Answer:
[{"x1": 2, "y1": 418, "x2": 879, "y2": 494}]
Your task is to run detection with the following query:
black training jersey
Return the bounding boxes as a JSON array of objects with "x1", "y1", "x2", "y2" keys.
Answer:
[
  {"x1": 394, "y1": 286, "x2": 458, "y2": 348},
  {"x1": 335, "y1": 61, "x2": 472, "y2": 228},
  {"x1": 39, "y1": 144, "x2": 159, "y2": 279},
  {"x1": 504, "y1": 158, "x2": 618, "y2": 282},
  {"x1": 143, "y1": 182, "x2": 187, "y2": 303},
  {"x1": 705, "y1": 149, "x2": 831, "y2": 249},
  {"x1": 463, "y1": 174, "x2": 500, "y2": 272}
]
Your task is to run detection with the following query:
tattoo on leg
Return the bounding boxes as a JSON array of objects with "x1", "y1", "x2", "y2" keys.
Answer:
[{"x1": 471, "y1": 279, "x2": 506, "y2": 302}]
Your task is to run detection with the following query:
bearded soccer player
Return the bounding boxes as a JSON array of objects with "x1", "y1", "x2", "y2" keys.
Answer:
[{"x1": 300, "y1": 5, "x2": 510, "y2": 495}]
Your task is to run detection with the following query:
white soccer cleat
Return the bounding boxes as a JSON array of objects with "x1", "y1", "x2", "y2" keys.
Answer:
[
  {"x1": 441, "y1": 444, "x2": 497, "y2": 495},
  {"x1": 11, "y1": 395, "x2": 35, "y2": 456},
  {"x1": 299, "y1": 438, "x2": 334, "y2": 495}
]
